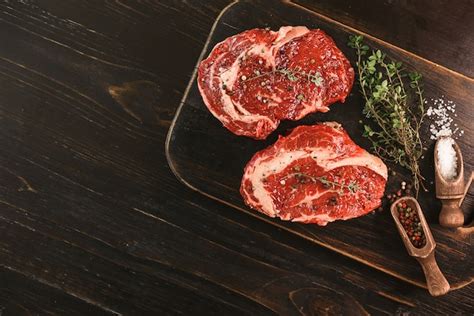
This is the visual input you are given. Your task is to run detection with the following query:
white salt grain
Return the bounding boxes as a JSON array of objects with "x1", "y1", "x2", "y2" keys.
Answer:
[
  {"x1": 436, "y1": 137, "x2": 458, "y2": 180},
  {"x1": 426, "y1": 97, "x2": 464, "y2": 139}
]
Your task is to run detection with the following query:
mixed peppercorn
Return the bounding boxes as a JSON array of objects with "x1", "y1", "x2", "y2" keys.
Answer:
[
  {"x1": 386, "y1": 179, "x2": 413, "y2": 204},
  {"x1": 396, "y1": 201, "x2": 426, "y2": 248},
  {"x1": 375, "y1": 178, "x2": 413, "y2": 212}
]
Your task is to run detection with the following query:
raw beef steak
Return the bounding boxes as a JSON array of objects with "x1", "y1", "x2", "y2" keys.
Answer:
[
  {"x1": 198, "y1": 26, "x2": 354, "y2": 139},
  {"x1": 240, "y1": 123, "x2": 387, "y2": 226}
]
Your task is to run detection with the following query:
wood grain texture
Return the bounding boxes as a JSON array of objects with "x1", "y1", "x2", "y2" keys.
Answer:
[
  {"x1": 0, "y1": 267, "x2": 112, "y2": 316},
  {"x1": 417, "y1": 253, "x2": 450, "y2": 297},
  {"x1": 167, "y1": 0, "x2": 473, "y2": 291},
  {"x1": 296, "y1": 0, "x2": 474, "y2": 78},
  {"x1": 0, "y1": 0, "x2": 473, "y2": 315}
]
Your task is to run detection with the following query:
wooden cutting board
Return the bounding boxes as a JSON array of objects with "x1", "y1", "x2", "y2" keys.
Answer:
[{"x1": 166, "y1": 0, "x2": 473, "y2": 290}]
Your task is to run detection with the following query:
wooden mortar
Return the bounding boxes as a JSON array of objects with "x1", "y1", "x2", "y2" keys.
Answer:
[
  {"x1": 434, "y1": 137, "x2": 465, "y2": 228},
  {"x1": 391, "y1": 197, "x2": 450, "y2": 296}
]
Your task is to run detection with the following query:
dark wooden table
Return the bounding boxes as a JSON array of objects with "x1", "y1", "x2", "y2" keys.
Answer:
[{"x1": 1, "y1": 1, "x2": 472, "y2": 315}]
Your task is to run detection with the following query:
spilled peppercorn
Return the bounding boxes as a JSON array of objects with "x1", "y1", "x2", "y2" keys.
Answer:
[
  {"x1": 385, "y1": 180, "x2": 414, "y2": 204},
  {"x1": 395, "y1": 201, "x2": 426, "y2": 248}
]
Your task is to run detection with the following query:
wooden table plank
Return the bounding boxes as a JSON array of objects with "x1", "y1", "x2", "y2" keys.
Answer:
[{"x1": 0, "y1": 267, "x2": 113, "y2": 316}]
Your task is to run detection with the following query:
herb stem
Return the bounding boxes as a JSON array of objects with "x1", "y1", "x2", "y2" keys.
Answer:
[
  {"x1": 243, "y1": 67, "x2": 323, "y2": 86},
  {"x1": 282, "y1": 172, "x2": 359, "y2": 194},
  {"x1": 348, "y1": 35, "x2": 426, "y2": 196}
]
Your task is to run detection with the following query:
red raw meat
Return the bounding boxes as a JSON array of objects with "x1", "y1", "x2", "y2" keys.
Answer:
[
  {"x1": 198, "y1": 26, "x2": 354, "y2": 139},
  {"x1": 240, "y1": 123, "x2": 387, "y2": 226}
]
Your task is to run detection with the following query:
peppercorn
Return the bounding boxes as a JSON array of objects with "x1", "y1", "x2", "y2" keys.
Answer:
[
  {"x1": 328, "y1": 196, "x2": 338, "y2": 206},
  {"x1": 396, "y1": 201, "x2": 426, "y2": 248}
]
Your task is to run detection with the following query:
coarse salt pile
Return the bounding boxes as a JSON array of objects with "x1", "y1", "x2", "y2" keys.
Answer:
[
  {"x1": 426, "y1": 97, "x2": 464, "y2": 140},
  {"x1": 436, "y1": 137, "x2": 458, "y2": 180}
]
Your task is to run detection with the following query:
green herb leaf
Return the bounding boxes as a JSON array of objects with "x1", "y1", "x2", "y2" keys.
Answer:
[{"x1": 348, "y1": 35, "x2": 427, "y2": 196}]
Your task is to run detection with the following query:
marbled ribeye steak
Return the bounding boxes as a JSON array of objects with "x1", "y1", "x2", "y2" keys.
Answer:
[
  {"x1": 198, "y1": 26, "x2": 354, "y2": 139},
  {"x1": 240, "y1": 123, "x2": 388, "y2": 226}
]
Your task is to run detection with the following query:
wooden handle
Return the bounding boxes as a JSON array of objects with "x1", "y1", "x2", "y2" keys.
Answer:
[
  {"x1": 439, "y1": 199, "x2": 464, "y2": 228},
  {"x1": 459, "y1": 171, "x2": 474, "y2": 206},
  {"x1": 417, "y1": 252, "x2": 450, "y2": 296}
]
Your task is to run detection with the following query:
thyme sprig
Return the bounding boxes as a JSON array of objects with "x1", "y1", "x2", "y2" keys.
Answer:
[
  {"x1": 348, "y1": 35, "x2": 427, "y2": 196},
  {"x1": 285, "y1": 172, "x2": 359, "y2": 195},
  {"x1": 244, "y1": 67, "x2": 323, "y2": 86}
]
